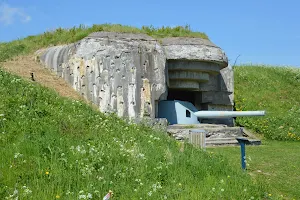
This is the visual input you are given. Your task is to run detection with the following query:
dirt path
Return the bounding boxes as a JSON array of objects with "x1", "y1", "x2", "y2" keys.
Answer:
[{"x1": 0, "y1": 55, "x2": 83, "y2": 100}]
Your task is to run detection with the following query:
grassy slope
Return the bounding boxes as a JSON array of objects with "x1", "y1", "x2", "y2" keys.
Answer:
[
  {"x1": 222, "y1": 65, "x2": 300, "y2": 199},
  {"x1": 235, "y1": 65, "x2": 300, "y2": 140},
  {"x1": 0, "y1": 70, "x2": 267, "y2": 199},
  {"x1": 0, "y1": 24, "x2": 208, "y2": 63},
  {"x1": 210, "y1": 141, "x2": 300, "y2": 199}
]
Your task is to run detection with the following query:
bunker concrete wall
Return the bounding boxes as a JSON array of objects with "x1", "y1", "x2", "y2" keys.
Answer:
[
  {"x1": 38, "y1": 32, "x2": 167, "y2": 119},
  {"x1": 37, "y1": 32, "x2": 234, "y2": 125}
]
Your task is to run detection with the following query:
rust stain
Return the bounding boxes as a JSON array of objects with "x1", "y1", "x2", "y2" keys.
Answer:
[
  {"x1": 141, "y1": 78, "x2": 152, "y2": 117},
  {"x1": 80, "y1": 59, "x2": 85, "y2": 77},
  {"x1": 143, "y1": 79, "x2": 151, "y2": 102}
]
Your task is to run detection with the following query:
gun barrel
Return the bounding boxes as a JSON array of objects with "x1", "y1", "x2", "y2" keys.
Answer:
[{"x1": 194, "y1": 111, "x2": 265, "y2": 119}]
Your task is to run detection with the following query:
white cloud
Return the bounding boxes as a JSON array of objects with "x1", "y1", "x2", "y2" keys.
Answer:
[{"x1": 0, "y1": 2, "x2": 31, "y2": 25}]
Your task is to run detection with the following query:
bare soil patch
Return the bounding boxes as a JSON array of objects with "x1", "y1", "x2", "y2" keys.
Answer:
[{"x1": 0, "y1": 55, "x2": 83, "y2": 100}]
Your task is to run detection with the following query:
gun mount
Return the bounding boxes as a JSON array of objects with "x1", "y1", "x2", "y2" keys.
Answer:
[{"x1": 158, "y1": 100, "x2": 265, "y2": 125}]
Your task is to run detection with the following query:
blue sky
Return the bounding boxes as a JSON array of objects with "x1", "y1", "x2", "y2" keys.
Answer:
[{"x1": 0, "y1": 0, "x2": 299, "y2": 67}]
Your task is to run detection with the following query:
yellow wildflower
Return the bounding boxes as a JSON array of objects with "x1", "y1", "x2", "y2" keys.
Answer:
[
  {"x1": 56, "y1": 195, "x2": 60, "y2": 199},
  {"x1": 45, "y1": 171, "x2": 49, "y2": 175}
]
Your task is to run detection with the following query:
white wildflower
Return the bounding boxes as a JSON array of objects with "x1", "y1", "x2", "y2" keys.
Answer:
[
  {"x1": 137, "y1": 153, "x2": 145, "y2": 159},
  {"x1": 23, "y1": 188, "x2": 32, "y2": 195},
  {"x1": 6, "y1": 189, "x2": 18, "y2": 199},
  {"x1": 14, "y1": 153, "x2": 23, "y2": 159},
  {"x1": 13, "y1": 189, "x2": 18, "y2": 196},
  {"x1": 152, "y1": 184, "x2": 157, "y2": 192},
  {"x1": 79, "y1": 194, "x2": 87, "y2": 199},
  {"x1": 157, "y1": 182, "x2": 162, "y2": 189},
  {"x1": 87, "y1": 193, "x2": 92, "y2": 199}
]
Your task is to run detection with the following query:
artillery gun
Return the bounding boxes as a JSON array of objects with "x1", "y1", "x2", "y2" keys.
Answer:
[{"x1": 158, "y1": 100, "x2": 265, "y2": 125}]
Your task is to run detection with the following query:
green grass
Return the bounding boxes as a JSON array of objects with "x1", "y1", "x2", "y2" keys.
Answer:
[
  {"x1": 0, "y1": 24, "x2": 208, "y2": 63},
  {"x1": 0, "y1": 69, "x2": 269, "y2": 199},
  {"x1": 209, "y1": 141, "x2": 300, "y2": 199},
  {"x1": 231, "y1": 65, "x2": 300, "y2": 199},
  {"x1": 234, "y1": 65, "x2": 300, "y2": 141}
]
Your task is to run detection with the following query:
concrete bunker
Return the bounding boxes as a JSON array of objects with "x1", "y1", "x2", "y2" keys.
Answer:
[
  {"x1": 157, "y1": 37, "x2": 234, "y2": 125},
  {"x1": 37, "y1": 32, "x2": 235, "y2": 126}
]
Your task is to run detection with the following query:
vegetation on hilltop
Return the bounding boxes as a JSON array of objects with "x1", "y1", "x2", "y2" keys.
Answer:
[
  {"x1": 235, "y1": 65, "x2": 300, "y2": 140},
  {"x1": 0, "y1": 24, "x2": 208, "y2": 62},
  {"x1": 0, "y1": 69, "x2": 267, "y2": 199}
]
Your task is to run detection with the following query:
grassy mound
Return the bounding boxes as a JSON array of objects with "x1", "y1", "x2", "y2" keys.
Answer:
[
  {"x1": 0, "y1": 24, "x2": 208, "y2": 63},
  {"x1": 0, "y1": 69, "x2": 267, "y2": 199},
  {"x1": 235, "y1": 65, "x2": 300, "y2": 140}
]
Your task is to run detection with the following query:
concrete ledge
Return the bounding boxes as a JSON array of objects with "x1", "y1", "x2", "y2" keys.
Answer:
[
  {"x1": 167, "y1": 60, "x2": 221, "y2": 74},
  {"x1": 168, "y1": 71, "x2": 210, "y2": 82},
  {"x1": 162, "y1": 37, "x2": 228, "y2": 67},
  {"x1": 169, "y1": 80, "x2": 199, "y2": 90},
  {"x1": 167, "y1": 124, "x2": 261, "y2": 146}
]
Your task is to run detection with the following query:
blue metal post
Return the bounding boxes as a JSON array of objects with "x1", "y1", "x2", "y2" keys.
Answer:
[
  {"x1": 240, "y1": 142, "x2": 246, "y2": 170},
  {"x1": 236, "y1": 137, "x2": 249, "y2": 170}
]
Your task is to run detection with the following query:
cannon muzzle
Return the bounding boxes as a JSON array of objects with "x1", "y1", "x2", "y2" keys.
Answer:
[{"x1": 194, "y1": 111, "x2": 266, "y2": 119}]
